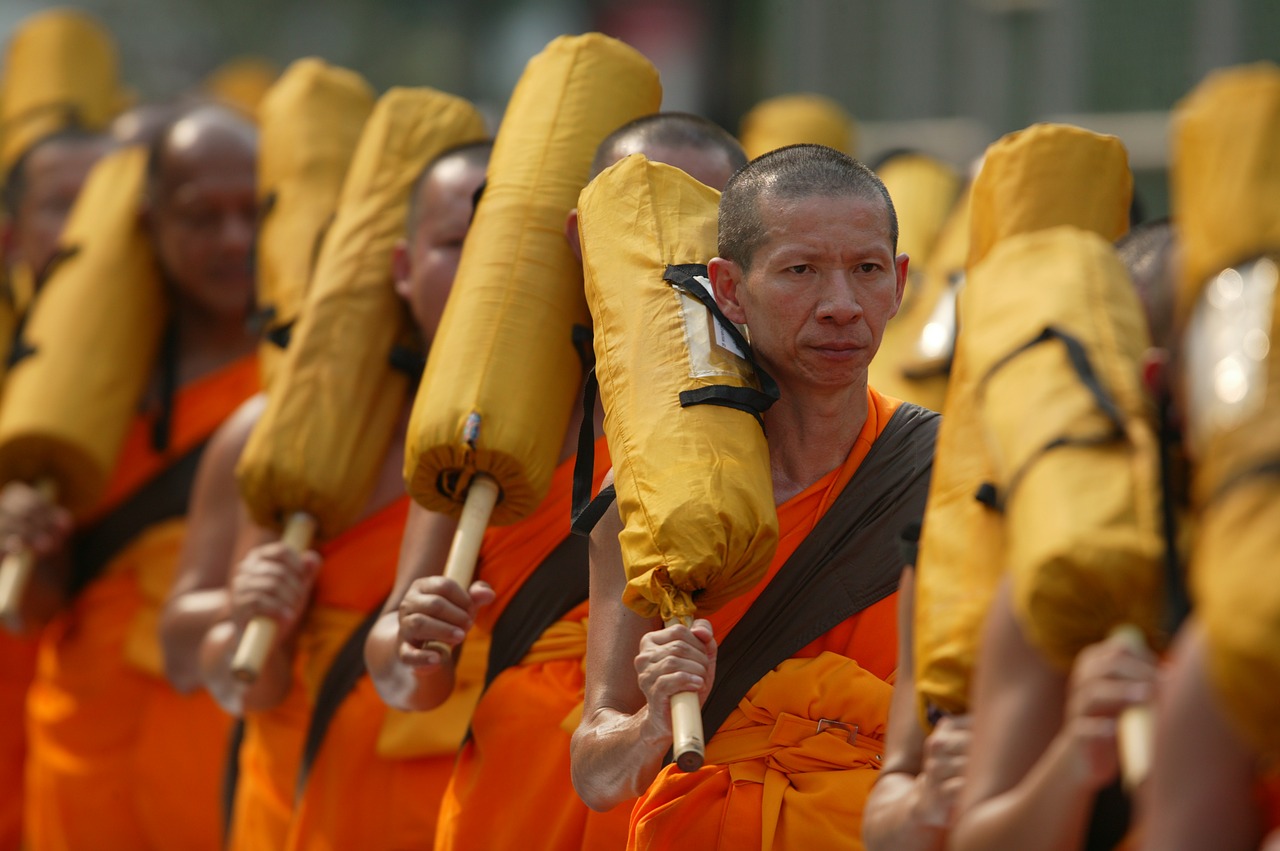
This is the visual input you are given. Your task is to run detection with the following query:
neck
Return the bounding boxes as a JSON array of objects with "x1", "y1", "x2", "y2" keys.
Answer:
[
  {"x1": 173, "y1": 299, "x2": 256, "y2": 385},
  {"x1": 764, "y1": 378, "x2": 868, "y2": 504}
]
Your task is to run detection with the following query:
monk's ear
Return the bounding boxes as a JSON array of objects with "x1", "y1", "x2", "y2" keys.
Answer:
[
  {"x1": 708, "y1": 256, "x2": 747, "y2": 325},
  {"x1": 391, "y1": 238, "x2": 411, "y2": 301},
  {"x1": 891, "y1": 252, "x2": 910, "y2": 318}
]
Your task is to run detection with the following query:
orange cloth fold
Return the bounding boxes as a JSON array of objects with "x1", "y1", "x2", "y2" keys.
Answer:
[
  {"x1": 232, "y1": 496, "x2": 407, "y2": 851},
  {"x1": 434, "y1": 441, "x2": 622, "y2": 851},
  {"x1": 627, "y1": 388, "x2": 901, "y2": 851},
  {"x1": 0, "y1": 632, "x2": 39, "y2": 851},
  {"x1": 24, "y1": 355, "x2": 258, "y2": 851}
]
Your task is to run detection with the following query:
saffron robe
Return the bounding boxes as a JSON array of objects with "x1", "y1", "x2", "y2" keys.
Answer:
[{"x1": 24, "y1": 356, "x2": 258, "y2": 851}]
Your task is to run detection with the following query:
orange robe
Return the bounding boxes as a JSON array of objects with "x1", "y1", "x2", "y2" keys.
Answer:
[
  {"x1": 286, "y1": 495, "x2": 490, "y2": 851},
  {"x1": 629, "y1": 388, "x2": 903, "y2": 851},
  {"x1": 24, "y1": 356, "x2": 259, "y2": 851},
  {"x1": 230, "y1": 496, "x2": 410, "y2": 851},
  {"x1": 0, "y1": 632, "x2": 38, "y2": 851},
  {"x1": 434, "y1": 439, "x2": 623, "y2": 851}
]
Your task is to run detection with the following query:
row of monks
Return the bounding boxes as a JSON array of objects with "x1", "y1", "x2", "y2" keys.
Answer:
[{"x1": 0, "y1": 7, "x2": 1278, "y2": 851}]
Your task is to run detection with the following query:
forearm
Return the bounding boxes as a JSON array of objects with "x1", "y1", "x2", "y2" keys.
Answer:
[
  {"x1": 570, "y1": 704, "x2": 671, "y2": 812},
  {"x1": 161, "y1": 588, "x2": 230, "y2": 693},
  {"x1": 199, "y1": 619, "x2": 295, "y2": 715},
  {"x1": 950, "y1": 733, "x2": 1096, "y2": 851},
  {"x1": 863, "y1": 772, "x2": 949, "y2": 851},
  {"x1": 363, "y1": 611, "x2": 455, "y2": 711}
]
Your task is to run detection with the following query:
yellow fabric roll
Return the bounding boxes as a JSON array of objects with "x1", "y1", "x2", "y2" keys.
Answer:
[
  {"x1": 869, "y1": 166, "x2": 966, "y2": 411},
  {"x1": 1171, "y1": 63, "x2": 1280, "y2": 324},
  {"x1": 967, "y1": 123, "x2": 1131, "y2": 270},
  {"x1": 0, "y1": 9, "x2": 128, "y2": 171},
  {"x1": 202, "y1": 56, "x2": 279, "y2": 120},
  {"x1": 255, "y1": 58, "x2": 374, "y2": 392},
  {"x1": 912, "y1": 310, "x2": 1003, "y2": 721},
  {"x1": 877, "y1": 153, "x2": 962, "y2": 270},
  {"x1": 0, "y1": 147, "x2": 165, "y2": 518},
  {"x1": 406, "y1": 33, "x2": 661, "y2": 524},
  {"x1": 579, "y1": 155, "x2": 778, "y2": 622},
  {"x1": 968, "y1": 227, "x2": 1162, "y2": 671},
  {"x1": 238, "y1": 88, "x2": 485, "y2": 539},
  {"x1": 739, "y1": 93, "x2": 856, "y2": 160}
]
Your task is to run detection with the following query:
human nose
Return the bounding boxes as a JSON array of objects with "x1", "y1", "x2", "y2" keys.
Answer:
[{"x1": 816, "y1": 272, "x2": 863, "y2": 324}]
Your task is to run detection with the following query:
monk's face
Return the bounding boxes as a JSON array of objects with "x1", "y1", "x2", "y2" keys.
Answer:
[
  {"x1": 149, "y1": 119, "x2": 257, "y2": 320},
  {"x1": 6, "y1": 136, "x2": 110, "y2": 278},
  {"x1": 396, "y1": 154, "x2": 487, "y2": 345},
  {"x1": 711, "y1": 192, "x2": 907, "y2": 395}
]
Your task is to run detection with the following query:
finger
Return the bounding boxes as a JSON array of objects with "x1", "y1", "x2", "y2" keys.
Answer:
[
  {"x1": 398, "y1": 641, "x2": 448, "y2": 669},
  {"x1": 468, "y1": 581, "x2": 497, "y2": 606},
  {"x1": 399, "y1": 611, "x2": 468, "y2": 648},
  {"x1": 399, "y1": 590, "x2": 474, "y2": 634}
]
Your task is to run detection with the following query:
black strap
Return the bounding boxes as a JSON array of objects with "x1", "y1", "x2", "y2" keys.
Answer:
[
  {"x1": 221, "y1": 718, "x2": 245, "y2": 849},
  {"x1": 68, "y1": 437, "x2": 209, "y2": 597},
  {"x1": 388, "y1": 344, "x2": 425, "y2": 383},
  {"x1": 898, "y1": 521, "x2": 922, "y2": 568},
  {"x1": 1084, "y1": 776, "x2": 1132, "y2": 851},
  {"x1": 295, "y1": 598, "x2": 386, "y2": 799},
  {"x1": 685, "y1": 404, "x2": 939, "y2": 755},
  {"x1": 570, "y1": 367, "x2": 609, "y2": 536},
  {"x1": 483, "y1": 532, "x2": 590, "y2": 693},
  {"x1": 151, "y1": 320, "x2": 180, "y2": 453},
  {"x1": 976, "y1": 326, "x2": 1127, "y2": 511},
  {"x1": 1156, "y1": 395, "x2": 1191, "y2": 636},
  {"x1": 664, "y1": 264, "x2": 780, "y2": 427}
]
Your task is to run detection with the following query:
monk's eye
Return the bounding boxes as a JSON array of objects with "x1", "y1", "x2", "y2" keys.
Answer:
[
  {"x1": 856, "y1": 262, "x2": 880, "y2": 274},
  {"x1": 786, "y1": 264, "x2": 812, "y2": 275}
]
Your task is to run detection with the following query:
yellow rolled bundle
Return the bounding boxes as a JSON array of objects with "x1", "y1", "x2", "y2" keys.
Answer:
[
  {"x1": 580, "y1": 155, "x2": 778, "y2": 624},
  {"x1": 405, "y1": 33, "x2": 661, "y2": 525},
  {"x1": 238, "y1": 87, "x2": 486, "y2": 542},
  {"x1": 968, "y1": 123, "x2": 1131, "y2": 269},
  {"x1": 0, "y1": 8, "x2": 128, "y2": 172},
  {"x1": 1173, "y1": 63, "x2": 1280, "y2": 760},
  {"x1": 738, "y1": 93, "x2": 856, "y2": 160},
  {"x1": 968, "y1": 227, "x2": 1162, "y2": 672},
  {"x1": 915, "y1": 124, "x2": 1144, "y2": 721},
  {"x1": 869, "y1": 154, "x2": 963, "y2": 409},
  {"x1": 0, "y1": 145, "x2": 164, "y2": 518},
  {"x1": 254, "y1": 57, "x2": 374, "y2": 391},
  {"x1": 579, "y1": 154, "x2": 777, "y2": 771},
  {"x1": 912, "y1": 317, "x2": 1003, "y2": 722},
  {"x1": 202, "y1": 56, "x2": 279, "y2": 120}
]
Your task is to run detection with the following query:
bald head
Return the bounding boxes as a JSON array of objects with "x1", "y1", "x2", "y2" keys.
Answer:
[
  {"x1": 1117, "y1": 218, "x2": 1177, "y2": 351},
  {"x1": 592, "y1": 112, "x2": 746, "y2": 191},
  {"x1": 146, "y1": 104, "x2": 258, "y2": 321}
]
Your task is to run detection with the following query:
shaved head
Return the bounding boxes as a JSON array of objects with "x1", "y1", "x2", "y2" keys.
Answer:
[{"x1": 592, "y1": 112, "x2": 746, "y2": 190}]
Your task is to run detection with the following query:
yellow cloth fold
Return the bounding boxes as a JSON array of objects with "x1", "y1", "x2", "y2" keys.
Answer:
[
  {"x1": 739, "y1": 93, "x2": 856, "y2": 159},
  {"x1": 0, "y1": 8, "x2": 129, "y2": 170},
  {"x1": 407, "y1": 32, "x2": 661, "y2": 525},
  {"x1": 239, "y1": 87, "x2": 485, "y2": 540},
  {"x1": 967, "y1": 123, "x2": 1131, "y2": 270},
  {"x1": 1171, "y1": 63, "x2": 1280, "y2": 323}
]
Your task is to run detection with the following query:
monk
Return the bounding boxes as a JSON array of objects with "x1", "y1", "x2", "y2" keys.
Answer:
[
  {"x1": 163, "y1": 140, "x2": 492, "y2": 851},
  {"x1": 0, "y1": 126, "x2": 113, "y2": 851},
  {"x1": 365, "y1": 113, "x2": 748, "y2": 851},
  {"x1": 2, "y1": 129, "x2": 115, "y2": 298},
  {"x1": 565, "y1": 143, "x2": 937, "y2": 851},
  {"x1": 0, "y1": 104, "x2": 260, "y2": 851},
  {"x1": 948, "y1": 221, "x2": 1175, "y2": 851}
]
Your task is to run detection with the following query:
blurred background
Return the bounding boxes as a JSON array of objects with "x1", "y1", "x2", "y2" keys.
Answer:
[{"x1": 5, "y1": 0, "x2": 1279, "y2": 217}]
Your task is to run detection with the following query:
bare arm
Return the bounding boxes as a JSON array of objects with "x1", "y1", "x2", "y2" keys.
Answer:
[
  {"x1": 160, "y1": 394, "x2": 266, "y2": 692},
  {"x1": 1138, "y1": 618, "x2": 1263, "y2": 851},
  {"x1": 864, "y1": 566, "x2": 971, "y2": 851},
  {"x1": 569, "y1": 498, "x2": 716, "y2": 812},
  {"x1": 363, "y1": 500, "x2": 479, "y2": 711},
  {"x1": 950, "y1": 580, "x2": 1157, "y2": 851}
]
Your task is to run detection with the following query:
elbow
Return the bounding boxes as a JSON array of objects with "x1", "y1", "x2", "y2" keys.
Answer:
[{"x1": 569, "y1": 726, "x2": 629, "y2": 813}]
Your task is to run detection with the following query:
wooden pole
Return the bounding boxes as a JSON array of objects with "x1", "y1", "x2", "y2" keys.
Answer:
[
  {"x1": 423, "y1": 474, "x2": 500, "y2": 657},
  {"x1": 665, "y1": 614, "x2": 706, "y2": 772},
  {"x1": 0, "y1": 478, "x2": 59, "y2": 632},
  {"x1": 1111, "y1": 623, "x2": 1154, "y2": 791},
  {"x1": 230, "y1": 511, "x2": 318, "y2": 683}
]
